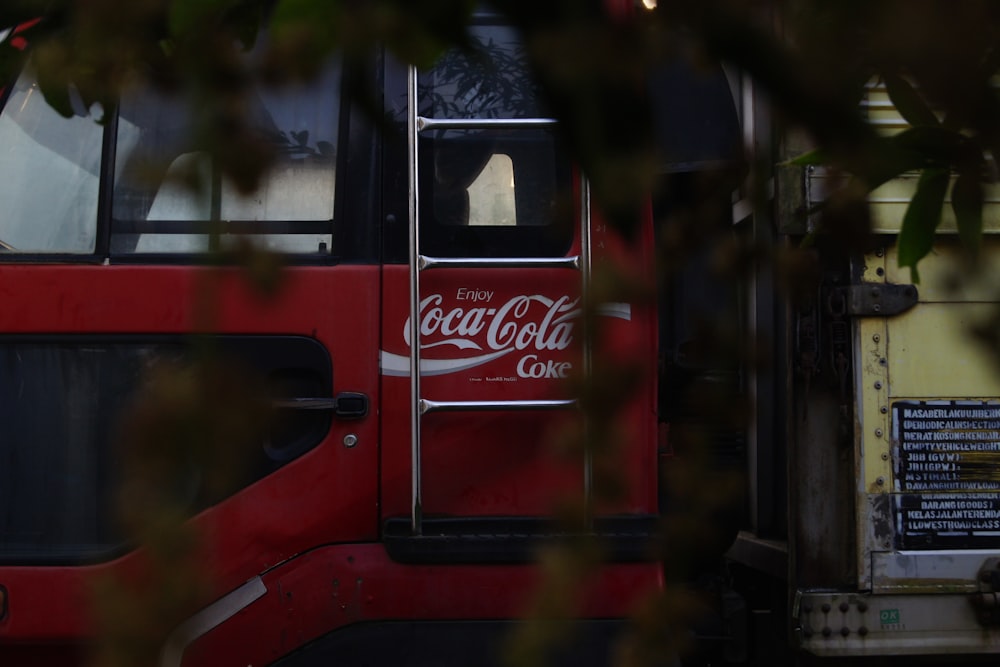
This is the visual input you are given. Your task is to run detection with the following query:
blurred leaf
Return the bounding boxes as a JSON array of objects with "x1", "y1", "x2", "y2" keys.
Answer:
[
  {"x1": 890, "y1": 124, "x2": 965, "y2": 161},
  {"x1": 953, "y1": 169, "x2": 983, "y2": 256},
  {"x1": 168, "y1": 0, "x2": 239, "y2": 40},
  {"x1": 0, "y1": 2, "x2": 53, "y2": 31},
  {"x1": 785, "y1": 148, "x2": 828, "y2": 166},
  {"x1": 32, "y1": 43, "x2": 74, "y2": 117},
  {"x1": 385, "y1": 0, "x2": 478, "y2": 67},
  {"x1": 784, "y1": 126, "x2": 967, "y2": 190},
  {"x1": 884, "y1": 72, "x2": 939, "y2": 127},
  {"x1": 851, "y1": 135, "x2": 923, "y2": 190},
  {"x1": 269, "y1": 0, "x2": 475, "y2": 76},
  {"x1": 224, "y1": 0, "x2": 264, "y2": 50},
  {"x1": 898, "y1": 167, "x2": 949, "y2": 282},
  {"x1": 0, "y1": 40, "x2": 29, "y2": 88},
  {"x1": 853, "y1": 126, "x2": 966, "y2": 191},
  {"x1": 819, "y1": 180, "x2": 872, "y2": 253}
]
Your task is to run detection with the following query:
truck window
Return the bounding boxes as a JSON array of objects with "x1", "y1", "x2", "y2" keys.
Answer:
[
  {"x1": 0, "y1": 69, "x2": 103, "y2": 253},
  {"x1": 111, "y1": 56, "x2": 342, "y2": 255},
  {"x1": 0, "y1": 336, "x2": 332, "y2": 565},
  {"x1": 0, "y1": 342, "x2": 167, "y2": 563},
  {"x1": 409, "y1": 21, "x2": 572, "y2": 258}
]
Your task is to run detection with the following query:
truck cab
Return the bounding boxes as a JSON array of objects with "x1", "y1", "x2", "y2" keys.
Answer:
[{"x1": 0, "y1": 5, "x2": 662, "y2": 666}]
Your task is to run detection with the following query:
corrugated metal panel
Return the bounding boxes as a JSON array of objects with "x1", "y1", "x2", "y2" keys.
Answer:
[
  {"x1": 860, "y1": 80, "x2": 919, "y2": 134},
  {"x1": 868, "y1": 174, "x2": 1000, "y2": 233}
]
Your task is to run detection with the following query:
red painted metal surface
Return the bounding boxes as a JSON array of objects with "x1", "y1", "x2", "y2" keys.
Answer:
[
  {"x1": 379, "y1": 208, "x2": 658, "y2": 521},
  {"x1": 183, "y1": 544, "x2": 663, "y2": 667},
  {"x1": 0, "y1": 215, "x2": 660, "y2": 665},
  {"x1": 0, "y1": 265, "x2": 381, "y2": 649}
]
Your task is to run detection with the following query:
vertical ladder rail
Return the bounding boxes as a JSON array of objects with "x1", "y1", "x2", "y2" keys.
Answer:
[
  {"x1": 579, "y1": 178, "x2": 594, "y2": 526},
  {"x1": 405, "y1": 62, "x2": 596, "y2": 537},
  {"x1": 406, "y1": 64, "x2": 423, "y2": 535}
]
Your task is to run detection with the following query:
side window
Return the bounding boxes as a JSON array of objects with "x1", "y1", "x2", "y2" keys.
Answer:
[
  {"x1": 0, "y1": 70, "x2": 103, "y2": 253},
  {"x1": 0, "y1": 336, "x2": 331, "y2": 565},
  {"x1": 111, "y1": 55, "x2": 342, "y2": 255},
  {"x1": 415, "y1": 22, "x2": 572, "y2": 258}
]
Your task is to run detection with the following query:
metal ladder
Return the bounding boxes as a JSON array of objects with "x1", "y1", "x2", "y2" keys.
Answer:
[{"x1": 405, "y1": 64, "x2": 593, "y2": 537}]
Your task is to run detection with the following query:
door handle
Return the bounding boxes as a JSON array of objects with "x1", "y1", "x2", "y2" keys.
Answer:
[{"x1": 273, "y1": 392, "x2": 368, "y2": 420}]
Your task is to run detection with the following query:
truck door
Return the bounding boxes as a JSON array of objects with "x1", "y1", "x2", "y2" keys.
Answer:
[
  {"x1": 377, "y1": 14, "x2": 658, "y2": 561},
  {"x1": 0, "y1": 44, "x2": 381, "y2": 660}
]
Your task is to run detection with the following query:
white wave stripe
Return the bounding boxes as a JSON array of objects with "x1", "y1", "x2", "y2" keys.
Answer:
[
  {"x1": 0, "y1": 28, "x2": 11, "y2": 46},
  {"x1": 598, "y1": 302, "x2": 632, "y2": 320},
  {"x1": 419, "y1": 338, "x2": 483, "y2": 351},
  {"x1": 380, "y1": 348, "x2": 516, "y2": 377}
]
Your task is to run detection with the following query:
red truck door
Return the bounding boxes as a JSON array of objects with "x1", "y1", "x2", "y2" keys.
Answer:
[
  {"x1": 0, "y1": 47, "x2": 381, "y2": 662},
  {"x1": 377, "y1": 17, "x2": 659, "y2": 560}
]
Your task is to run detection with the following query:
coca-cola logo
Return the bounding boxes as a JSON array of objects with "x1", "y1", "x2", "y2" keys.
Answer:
[
  {"x1": 379, "y1": 290, "x2": 630, "y2": 378},
  {"x1": 403, "y1": 293, "x2": 579, "y2": 353}
]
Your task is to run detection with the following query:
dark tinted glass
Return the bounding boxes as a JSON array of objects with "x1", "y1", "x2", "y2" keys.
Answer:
[
  {"x1": 0, "y1": 337, "x2": 331, "y2": 564},
  {"x1": 413, "y1": 23, "x2": 572, "y2": 257},
  {"x1": 112, "y1": 54, "x2": 342, "y2": 254}
]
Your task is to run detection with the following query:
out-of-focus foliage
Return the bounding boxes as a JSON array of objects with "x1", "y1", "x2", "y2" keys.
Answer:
[
  {"x1": 91, "y1": 355, "x2": 268, "y2": 667},
  {"x1": 4, "y1": 1, "x2": 999, "y2": 273},
  {"x1": 665, "y1": 1, "x2": 1000, "y2": 280},
  {"x1": 3, "y1": 0, "x2": 1000, "y2": 665},
  {"x1": 89, "y1": 271, "x2": 272, "y2": 667}
]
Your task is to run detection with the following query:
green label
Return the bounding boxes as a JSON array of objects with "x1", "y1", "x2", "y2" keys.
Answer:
[{"x1": 879, "y1": 609, "x2": 900, "y2": 625}]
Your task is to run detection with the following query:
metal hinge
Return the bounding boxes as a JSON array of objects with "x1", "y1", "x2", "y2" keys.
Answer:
[{"x1": 833, "y1": 283, "x2": 919, "y2": 317}]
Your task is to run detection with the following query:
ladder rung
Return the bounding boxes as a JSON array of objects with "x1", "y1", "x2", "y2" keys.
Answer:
[
  {"x1": 420, "y1": 399, "x2": 576, "y2": 415},
  {"x1": 417, "y1": 116, "x2": 558, "y2": 132},
  {"x1": 419, "y1": 255, "x2": 580, "y2": 270}
]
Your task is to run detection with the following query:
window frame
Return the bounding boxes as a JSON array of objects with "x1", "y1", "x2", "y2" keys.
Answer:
[{"x1": 0, "y1": 51, "x2": 381, "y2": 266}]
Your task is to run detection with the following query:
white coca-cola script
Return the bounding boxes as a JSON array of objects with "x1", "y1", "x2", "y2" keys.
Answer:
[
  {"x1": 380, "y1": 293, "x2": 630, "y2": 378},
  {"x1": 403, "y1": 294, "x2": 578, "y2": 352}
]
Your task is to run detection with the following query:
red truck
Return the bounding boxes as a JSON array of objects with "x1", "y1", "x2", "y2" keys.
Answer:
[{"x1": 0, "y1": 3, "x2": 669, "y2": 665}]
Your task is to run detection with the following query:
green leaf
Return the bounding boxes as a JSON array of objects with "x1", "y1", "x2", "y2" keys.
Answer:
[
  {"x1": 883, "y1": 72, "x2": 939, "y2": 128},
  {"x1": 852, "y1": 135, "x2": 924, "y2": 190},
  {"x1": 952, "y1": 169, "x2": 983, "y2": 256},
  {"x1": 897, "y1": 167, "x2": 949, "y2": 283},
  {"x1": 890, "y1": 124, "x2": 964, "y2": 159},
  {"x1": 853, "y1": 126, "x2": 968, "y2": 192},
  {"x1": 784, "y1": 148, "x2": 828, "y2": 166}
]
